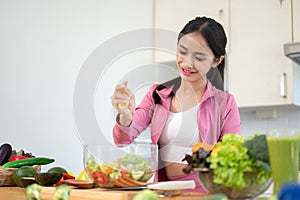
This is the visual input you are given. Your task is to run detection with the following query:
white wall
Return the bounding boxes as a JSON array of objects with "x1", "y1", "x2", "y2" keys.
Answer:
[
  {"x1": 240, "y1": 108, "x2": 300, "y2": 138},
  {"x1": 0, "y1": 0, "x2": 153, "y2": 175}
]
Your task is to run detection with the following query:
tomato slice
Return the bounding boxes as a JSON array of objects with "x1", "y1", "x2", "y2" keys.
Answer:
[
  {"x1": 120, "y1": 170, "x2": 130, "y2": 179},
  {"x1": 92, "y1": 171, "x2": 109, "y2": 185}
]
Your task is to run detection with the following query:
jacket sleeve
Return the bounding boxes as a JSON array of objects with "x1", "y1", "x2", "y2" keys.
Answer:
[
  {"x1": 220, "y1": 94, "x2": 242, "y2": 137},
  {"x1": 112, "y1": 85, "x2": 158, "y2": 144}
]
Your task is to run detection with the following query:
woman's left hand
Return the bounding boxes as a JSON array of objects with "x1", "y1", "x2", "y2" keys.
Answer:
[{"x1": 111, "y1": 81, "x2": 136, "y2": 126}]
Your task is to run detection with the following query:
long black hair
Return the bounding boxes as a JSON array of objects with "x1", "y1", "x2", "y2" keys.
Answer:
[{"x1": 153, "y1": 16, "x2": 227, "y2": 104}]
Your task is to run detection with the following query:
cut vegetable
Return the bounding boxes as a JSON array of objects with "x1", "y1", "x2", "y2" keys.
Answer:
[
  {"x1": 53, "y1": 184, "x2": 71, "y2": 200},
  {"x1": 130, "y1": 170, "x2": 144, "y2": 180},
  {"x1": 2, "y1": 157, "x2": 55, "y2": 168},
  {"x1": 24, "y1": 183, "x2": 42, "y2": 200}
]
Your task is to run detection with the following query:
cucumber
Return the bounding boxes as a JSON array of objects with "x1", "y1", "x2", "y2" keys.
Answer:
[
  {"x1": 1, "y1": 157, "x2": 55, "y2": 168},
  {"x1": 0, "y1": 143, "x2": 12, "y2": 165}
]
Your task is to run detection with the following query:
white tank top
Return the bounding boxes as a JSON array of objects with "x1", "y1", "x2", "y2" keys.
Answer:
[{"x1": 159, "y1": 104, "x2": 201, "y2": 164}]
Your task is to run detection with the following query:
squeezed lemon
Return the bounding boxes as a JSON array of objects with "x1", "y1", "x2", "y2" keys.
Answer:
[
  {"x1": 118, "y1": 92, "x2": 129, "y2": 109},
  {"x1": 118, "y1": 102, "x2": 129, "y2": 109}
]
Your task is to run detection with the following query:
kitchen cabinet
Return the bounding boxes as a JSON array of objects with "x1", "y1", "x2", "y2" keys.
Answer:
[
  {"x1": 154, "y1": 0, "x2": 300, "y2": 108},
  {"x1": 228, "y1": 0, "x2": 300, "y2": 108},
  {"x1": 154, "y1": 0, "x2": 230, "y2": 63},
  {"x1": 294, "y1": 0, "x2": 300, "y2": 42}
]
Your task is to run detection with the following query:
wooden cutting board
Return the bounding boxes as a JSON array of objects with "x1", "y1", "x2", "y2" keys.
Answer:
[
  {"x1": 40, "y1": 186, "x2": 210, "y2": 200},
  {"x1": 41, "y1": 186, "x2": 136, "y2": 200}
]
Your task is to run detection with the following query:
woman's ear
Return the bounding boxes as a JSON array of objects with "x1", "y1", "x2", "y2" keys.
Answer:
[{"x1": 213, "y1": 55, "x2": 225, "y2": 68}]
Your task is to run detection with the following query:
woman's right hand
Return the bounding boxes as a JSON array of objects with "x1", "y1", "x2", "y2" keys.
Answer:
[{"x1": 111, "y1": 80, "x2": 135, "y2": 126}]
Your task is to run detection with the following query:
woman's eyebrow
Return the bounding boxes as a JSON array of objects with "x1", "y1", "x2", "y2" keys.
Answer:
[
  {"x1": 195, "y1": 51, "x2": 207, "y2": 56},
  {"x1": 179, "y1": 44, "x2": 208, "y2": 56},
  {"x1": 179, "y1": 44, "x2": 188, "y2": 50}
]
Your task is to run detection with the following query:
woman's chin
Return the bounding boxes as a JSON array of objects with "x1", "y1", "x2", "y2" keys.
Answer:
[{"x1": 180, "y1": 74, "x2": 195, "y2": 81}]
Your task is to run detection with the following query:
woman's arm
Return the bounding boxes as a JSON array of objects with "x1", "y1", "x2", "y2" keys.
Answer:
[
  {"x1": 112, "y1": 85, "x2": 158, "y2": 144},
  {"x1": 221, "y1": 94, "x2": 241, "y2": 137}
]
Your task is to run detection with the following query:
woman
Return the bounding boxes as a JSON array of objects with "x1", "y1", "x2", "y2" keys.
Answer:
[{"x1": 111, "y1": 16, "x2": 241, "y2": 192}]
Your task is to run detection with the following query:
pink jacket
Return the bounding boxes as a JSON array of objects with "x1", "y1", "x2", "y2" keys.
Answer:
[{"x1": 113, "y1": 81, "x2": 241, "y2": 181}]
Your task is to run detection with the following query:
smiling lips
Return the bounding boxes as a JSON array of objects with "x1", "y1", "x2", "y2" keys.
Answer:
[{"x1": 181, "y1": 67, "x2": 196, "y2": 76}]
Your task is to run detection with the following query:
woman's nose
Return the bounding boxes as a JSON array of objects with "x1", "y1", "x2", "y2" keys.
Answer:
[
  {"x1": 182, "y1": 59, "x2": 193, "y2": 68},
  {"x1": 184, "y1": 55, "x2": 194, "y2": 66}
]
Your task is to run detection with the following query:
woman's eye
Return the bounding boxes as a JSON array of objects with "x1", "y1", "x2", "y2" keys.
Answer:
[
  {"x1": 179, "y1": 51, "x2": 187, "y2": 55},
  {"x1": 195, "y1": 57, "x2": 204, "y2": 61}
]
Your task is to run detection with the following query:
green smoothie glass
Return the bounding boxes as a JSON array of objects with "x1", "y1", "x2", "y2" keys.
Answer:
[{"x1": 266, "y1": 129, "x2": 300, "y2": 195}]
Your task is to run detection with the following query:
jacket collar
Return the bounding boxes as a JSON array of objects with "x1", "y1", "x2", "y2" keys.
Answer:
[
  {"x1": 156, "y1": 86, "x2": 173, "y2": 99},
  {"x1": 155, "y1": 86, "x2": 173, "y2": 107},
  {"x1": 156, "y1": 80, "x2": 218, "y2": 103},
  {"x1": 201, "y1": 81, "x2": 219, "y2": 103}
]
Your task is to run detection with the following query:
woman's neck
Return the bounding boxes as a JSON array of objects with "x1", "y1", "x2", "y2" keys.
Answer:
[
  {"x1": 170, "y1": 79, "x2": 207, "y2": 112},
  {"x1": 179, "y1": 79, "x2": 207, "y2": 95}
]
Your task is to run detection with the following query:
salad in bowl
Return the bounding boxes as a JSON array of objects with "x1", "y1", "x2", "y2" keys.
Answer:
[
  {"x1": 84, "y1": 142, "x2": 158, "y2": 188},
  {"x1": 182, "y1": 134, "x2": 272, "y2": 199}
]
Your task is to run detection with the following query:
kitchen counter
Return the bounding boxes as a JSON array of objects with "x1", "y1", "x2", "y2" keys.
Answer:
[{"x1": 1, "y1": 186, "x2": 211, "y2": 200}]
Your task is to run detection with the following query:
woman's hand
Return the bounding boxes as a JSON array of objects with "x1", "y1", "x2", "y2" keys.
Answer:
[{"x1": 111, "y1": 80, "x2": 135, "y2": 126}]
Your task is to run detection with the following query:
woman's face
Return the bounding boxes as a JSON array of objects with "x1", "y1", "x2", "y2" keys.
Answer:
[{"x1": 176, "y1": 32, "x2": 216, "y2": 83}]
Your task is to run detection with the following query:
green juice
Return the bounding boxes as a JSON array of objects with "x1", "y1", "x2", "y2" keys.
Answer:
[{"x1": 267, "y1": 136, "x2": 300, "y2": 195}]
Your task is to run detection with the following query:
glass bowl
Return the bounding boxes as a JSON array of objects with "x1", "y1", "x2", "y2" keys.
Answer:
[
  {"x1": 195, "y1": 168, "x2": 273, "y2": 199},
  {"x1": 83, "y1": 142, "x2": 158, "y2": 188}
]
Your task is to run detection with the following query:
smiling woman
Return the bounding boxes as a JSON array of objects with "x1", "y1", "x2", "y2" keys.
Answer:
[{"x1": 111, "y1": 16, "x2": 241, "y2": 192}]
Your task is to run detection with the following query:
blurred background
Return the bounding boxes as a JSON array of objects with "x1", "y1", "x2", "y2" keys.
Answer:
[{"x1": 1, "y1": 0, "x2": 299, "y2": 175}]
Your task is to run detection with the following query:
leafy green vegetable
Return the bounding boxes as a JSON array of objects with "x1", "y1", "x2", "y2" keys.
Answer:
[
  {"x1": 217, "y1": 134, "x2": 245, "y2": 147},
  {"x1": 207, "y1": 134, "x2": 271, "y2": 188},
  {"x1": 182, "y1": 148, "x2": 211, "y2": 174},
  {"x1": 243, "y1": 134, "x2": 270, "y2": 164},
  {"x1": 86, "y1": 156, "x2": 100, "y2": 173},
  {"x1": 114, "y1": 152, "x2": 150, "y2": 172},
  {"x1": 112, "y1": 152, "x2": 153, "y2": 181}
]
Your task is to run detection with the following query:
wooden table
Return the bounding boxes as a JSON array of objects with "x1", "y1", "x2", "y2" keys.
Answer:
[{"x1": 1, "y1": 186, "x2": 210, "y2": 200}]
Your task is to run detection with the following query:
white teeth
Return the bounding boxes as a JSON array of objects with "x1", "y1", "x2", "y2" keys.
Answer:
[{"x1": 183, "y1": 68, "x2": 192, "y2": 73}]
